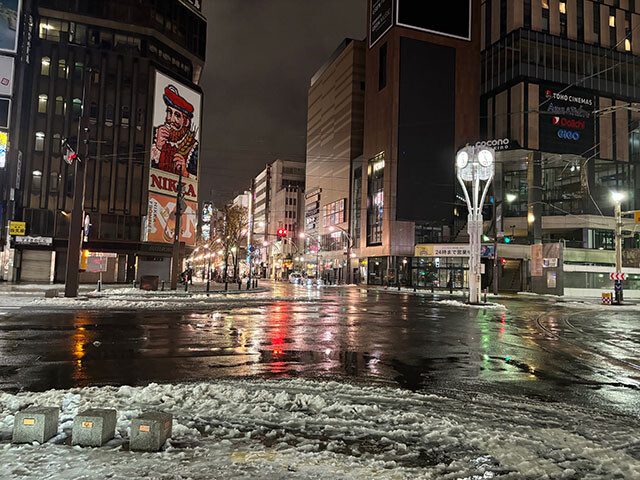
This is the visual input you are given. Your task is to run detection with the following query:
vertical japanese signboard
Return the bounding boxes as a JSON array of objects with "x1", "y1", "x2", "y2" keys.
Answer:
[
  {"x1": 370, "y1": 0, "x2": 393, "y2": 47},
  {"x1": 146, "y1": 71, "x2": 201, "y2": 246}
]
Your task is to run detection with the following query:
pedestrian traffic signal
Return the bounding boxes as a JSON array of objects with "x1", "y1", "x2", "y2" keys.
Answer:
[{"x1": 277, "y1": 228, "x2": 288, "y2": 238}]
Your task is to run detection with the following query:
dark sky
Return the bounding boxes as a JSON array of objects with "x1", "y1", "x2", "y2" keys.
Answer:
[{"x1": 199, "y1": 0, "x2": 367, "y2": 205}]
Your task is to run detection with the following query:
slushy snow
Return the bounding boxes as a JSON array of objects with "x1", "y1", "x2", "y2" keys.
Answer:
[{"x1": 1, "y1": 379, "x2": 639, "y2": 479}]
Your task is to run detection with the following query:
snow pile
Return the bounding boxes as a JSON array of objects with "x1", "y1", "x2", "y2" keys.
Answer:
[
  {"x1": 436, "y1": 299, "x2": 508, "y2": 310},
  {"x1": 1, "y1": 379, "x2": 639, "y2": 479}
]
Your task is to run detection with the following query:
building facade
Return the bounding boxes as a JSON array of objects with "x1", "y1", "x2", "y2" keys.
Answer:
[
  {"x1": 251, "y1": 158, "x2": 305, "y2": 278},
  {"x1": 304, "y1": 38, "x2": 365, "y2": 284},
  {"x1": 479, "y1": 0, "x2": 640, "y2": 294},
  {"x1": 2, "y1": 0, "x2": 206, "y2": 283},
  {"x1": 358, "y1": 0, "x2": 482, "y2": 286}
]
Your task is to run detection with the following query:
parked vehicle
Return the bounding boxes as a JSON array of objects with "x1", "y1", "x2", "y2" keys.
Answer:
[{"x1": 289, "y1": 273, "x2": 303, "y2": 284}]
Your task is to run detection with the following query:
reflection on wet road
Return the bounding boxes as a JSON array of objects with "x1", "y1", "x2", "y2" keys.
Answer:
[{"x1": 1, "y1": 283, "x2": 639, "y2": 416}]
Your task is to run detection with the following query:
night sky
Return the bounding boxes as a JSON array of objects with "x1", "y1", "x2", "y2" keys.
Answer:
[{"x1": 199, "y1": 0, "x2": 367, "y2": 205}]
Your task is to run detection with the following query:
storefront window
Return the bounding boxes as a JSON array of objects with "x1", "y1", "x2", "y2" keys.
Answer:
[{"x1": 367, "y1": 153, "x2": 384, "y2": 246}]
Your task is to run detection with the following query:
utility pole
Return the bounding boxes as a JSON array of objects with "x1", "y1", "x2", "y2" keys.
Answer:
[
  {"x1": 64, "y1": 66, "x2": 90, "y2": 298},
  {"x1": 614, "y1": 198, "x2": 623, "y2": 304},
  {"x1": 170, "y1": 170, "x2": 184, "y2": 290}
]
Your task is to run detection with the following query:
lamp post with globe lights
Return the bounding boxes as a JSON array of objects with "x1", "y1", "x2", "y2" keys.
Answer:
[{"x1": 456, "y1": 146, "x2": 495, "y2": 304}]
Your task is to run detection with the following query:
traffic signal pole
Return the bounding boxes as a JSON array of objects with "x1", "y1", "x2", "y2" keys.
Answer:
[{"x1": 64, "y1": 67, "x2": 90, "y2": 298}]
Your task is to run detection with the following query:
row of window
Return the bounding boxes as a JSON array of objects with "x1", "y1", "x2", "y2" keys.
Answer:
[
  {"x1": 488, "y1": 0, "x2": 636, "y2": 48},
  {"x1": 38, "y1": 17, "x2": 194, "y2": 79},
  {"x1": 322, "y1": 199, "x2": 346, "y2": 227},
  {"x1": 482, "y1": 29, "x2": 640, "y2": 99},
  {"x1": 36, "y1": 92, "x2": 145, "y2": 127}
]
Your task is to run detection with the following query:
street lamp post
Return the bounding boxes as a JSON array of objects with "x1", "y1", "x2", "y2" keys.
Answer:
[
  {"x1": 612, "y1": 191, "x2": 625, "y2": 304},
  {"x1": 456, "y1": 146, "x2": 495, "y2": 304},
  {"x1": 328, "y1": 225, "x2": 354, "y2": 284}
]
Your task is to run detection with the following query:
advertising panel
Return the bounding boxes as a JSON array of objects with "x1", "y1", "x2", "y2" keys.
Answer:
[
  {"x1": 370, "y1": 0, "x2": 393, "y2": 47},
  {"x1": 396, "y1": 0, "x2": 471, "y2": 41},
  {"x1": 147, "y1": 70, "x2": 201, "y2": 244},
  {"x1": 539, "y1": 84, "x2": 595, "y2": 156},
  {"x1": 146, "y1": 192, "x2": 197, "y2": 246},
  {"x1": 0, "y1": 130, "x2": 6, "y2": 168},
  {"x1": 0, "y1": 1, "x2": 20, "y2": 53},
  {"x1": 0, "y1": 54, "x2": 13, "y2": 96}
]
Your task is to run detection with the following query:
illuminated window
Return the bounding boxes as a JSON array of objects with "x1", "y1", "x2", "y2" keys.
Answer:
[
  {"x1": 72, "y1": 98, "x2": 82, "y2": 119},
  {"x1": 34, "y1": 132, "x2": 45, "y2": 151},
  {"x1": 32, "y1": 170, "x2": 42, "y2": 193},
  {"x1": 41, "y1": 57, "x2": 50, "y2": 76},
  {"x1": 55, "y1": 96, "x2": 66, "y2": 116},
  {"x1": 38, "y1": 94, "x2": 48, "y2": 113},
  {"x1": 541, "y1": 0, "x2": 549, "y2": 9},
  {"x1": 610, "y1": 16, "x2": 615, "y2": 27},
  {"x1": 625, "y1": 39, "x2": 631, "y2": 51},
  {"x1": 57, "y1": 59, "x2": 67, "y2": 78},
  {"x1": 559, "y1": 2, "x2": 566, "y2": 14}
]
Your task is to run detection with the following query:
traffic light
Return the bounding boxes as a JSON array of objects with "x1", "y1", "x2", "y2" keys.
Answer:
[
  {"x1": 504, "y1": 236, "x2": 511, "y2": 243},
  {"x1": 277, "y1": 228, "x2": 288, "y2": 238},
  {"x1": 500, "y1": 258, "x2": 507, "y2": 265}
]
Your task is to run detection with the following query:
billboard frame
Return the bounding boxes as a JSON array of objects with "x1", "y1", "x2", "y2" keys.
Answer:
[
  {"x1": 395, "y1": 0, "x2": 472, "y2": 42},
  {"x1": 0, "y1": 0, "x2": 22, "y2": 54}
]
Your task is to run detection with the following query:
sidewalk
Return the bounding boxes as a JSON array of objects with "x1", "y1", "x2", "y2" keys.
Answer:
[{"x1": 0, "y1": 280, "x2": 269, "y2": 299}]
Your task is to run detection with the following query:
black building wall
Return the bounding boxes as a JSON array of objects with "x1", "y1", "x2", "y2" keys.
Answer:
[{"x1": 397, "y1": 38, "x2": 456, "y2": 223}]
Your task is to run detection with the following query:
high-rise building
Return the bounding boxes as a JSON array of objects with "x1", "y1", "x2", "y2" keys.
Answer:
[
  {"x1": 353, "y1": 0, "x2": 640, "y2": 295},
  {"x1": 358, "y1": 1, "x2": 482, "y2": 286},
  {"x1": 304, "y1": 38, "x2": 365, "y2": 284},
  {"x1": 251, "y1": 158, "x2": 305, "y2": 278},
  {"x1": 2, "y1": 0, "x2": 206, "y2": 283}
]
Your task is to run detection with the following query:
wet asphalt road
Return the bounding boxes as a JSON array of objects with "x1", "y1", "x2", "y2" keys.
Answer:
[{"x1": 1, "y1": 283, "x2": 639, "y2": 417}]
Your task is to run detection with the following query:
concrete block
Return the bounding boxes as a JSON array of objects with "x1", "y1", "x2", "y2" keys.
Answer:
[
  {"x1": 72, "y1": 408, "x2": 117, "y2": 447},
  {"x1": 130, "y1": 412, "x2": 172, "y2": 452},
  {"x1": 44, "y1": 289, "x2": 59, "y2": 298},
  {"x1": 12, "y1": 407, "x2": 59, "y2": 444}
]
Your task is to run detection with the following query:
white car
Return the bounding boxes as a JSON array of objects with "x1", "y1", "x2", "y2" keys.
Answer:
[{"x1": 289, "y1": 273, "x2": 303, "y2": 284}]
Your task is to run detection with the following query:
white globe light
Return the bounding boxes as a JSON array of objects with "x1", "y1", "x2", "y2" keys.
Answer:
[
  {"x1": 456, "y1": 151, "x2": 469, "y2": 169},
  {"x1": 478, "y1": 149, "x2": 494, "y2": 167}
]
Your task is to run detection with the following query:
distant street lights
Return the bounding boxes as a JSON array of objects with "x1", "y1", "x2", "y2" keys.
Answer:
[{"x1": 456, "y1": 146, "x2": 495, "y2": 304}]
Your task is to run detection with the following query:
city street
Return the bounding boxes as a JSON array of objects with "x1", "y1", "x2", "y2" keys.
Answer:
[
  {"x1": 2, "y1": 284, "x2": 640, "y2": 478},
  {"x1": 1, "y1": 283, "x2": 639, "y2": 417}
]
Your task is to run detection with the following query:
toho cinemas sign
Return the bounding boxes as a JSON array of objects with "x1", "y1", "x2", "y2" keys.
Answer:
[{"x1": 149, "y1": 171, "x2": 197, "y2": 201}]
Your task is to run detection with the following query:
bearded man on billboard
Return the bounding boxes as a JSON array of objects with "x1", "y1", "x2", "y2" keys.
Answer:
[{"x1": 151, "y1": 85, "x2": 199, "y2": 177}]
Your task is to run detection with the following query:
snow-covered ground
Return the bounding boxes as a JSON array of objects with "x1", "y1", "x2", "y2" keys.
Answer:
[{"x1": 1, "y1": 379, "x2": 639, "y2": 479}]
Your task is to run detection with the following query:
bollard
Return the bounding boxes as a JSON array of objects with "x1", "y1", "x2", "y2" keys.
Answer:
[
  {"x1": 130, "y1": 412, "x2": 172, "y2": 452},
  {"x1": 72, "y1": 409, "x2": 117, "y2": 447},
  {"x1": 132, "y1": 280, "x2": 137, "y2": 289},
  {"x1": 238, "y1": 280, "x2": 242, "y2": 290},
  {"x1": 97, "y1": 280, "x2": 102, "y2": 292},
  {"x1": 484, "y1": 287, "x2": 488, "y2": 304},
  {"x1": 225, "y1": 281, "x2": 228, "y2": 291},
  {"x1": 431, "y1": 283, "x2": 434, "y2": 293},
  {"x1": 184, "y1": 280, "x2": 188, "y2": 292},
  {"x1": 161, "y1": 280, "x2": 165, "y2": 291},
  {"x1": 13, "y1": 407, "x2": 59, "y2": 444},
  {"x1": 246, "y1": 280, "x2": 250, "y2": 290}
]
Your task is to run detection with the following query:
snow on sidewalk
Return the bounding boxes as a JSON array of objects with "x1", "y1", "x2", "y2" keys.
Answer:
[{"x1": 1, "y1": 378, "x2": 639, "y2": 479}]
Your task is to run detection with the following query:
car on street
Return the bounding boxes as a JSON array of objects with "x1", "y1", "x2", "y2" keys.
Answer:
[{"x1": 289, "y1": 273, "x2": 303, "y2": 284}]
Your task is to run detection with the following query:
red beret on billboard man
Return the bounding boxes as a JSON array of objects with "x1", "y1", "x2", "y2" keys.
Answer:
[{"x1": 151, "y1": 85, "x2": 199, "y2": 177}]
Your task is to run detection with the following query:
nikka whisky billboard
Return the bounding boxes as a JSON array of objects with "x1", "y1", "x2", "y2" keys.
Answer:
[{"x1": 145, "y1": 70, "x2": 201, "y2": 246}]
